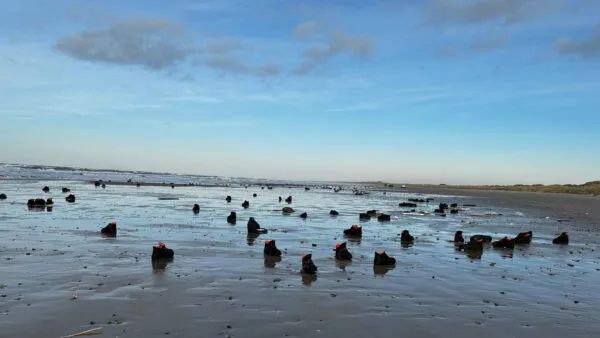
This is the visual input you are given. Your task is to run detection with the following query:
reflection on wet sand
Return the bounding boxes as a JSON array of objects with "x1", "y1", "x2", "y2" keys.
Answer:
[
  {"x1": 264, "y1": 256, "x2": 282, "y2": 268},
  {"x1": 335, "y1": 259, "x2": 352, "y2": 271},
  {"x1": 373, "y1": 265, "x2": 395, "y2": 276},
  {"x1": 152, "y1": 257, "x2": 174, "y2": 271},
  {"x1": 301, "y1": 273, "x2": 317, "y2": 285},
  {"x1": 247, "y1": 233, "x2": 260, "y2": 246}
]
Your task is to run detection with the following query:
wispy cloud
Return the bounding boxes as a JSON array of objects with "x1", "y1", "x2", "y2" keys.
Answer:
[
  {"x1": 424, "y1": 0, "x2": 563, "y2": 26},
  {"x1": 54, "y1": 19, "x2": 191, "y2": 70},
  {"x1": 556, "y1": 24, "x2": 600, "y2": 59},
  {"x1": 293, "y1": 31, "x2": 373, "y2": 74},
  {"x1": 293, "y1": 21, "x2": 322, "y2": 38}
]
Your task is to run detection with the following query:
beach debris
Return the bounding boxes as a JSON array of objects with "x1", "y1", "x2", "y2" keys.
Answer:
[
  {"x1": 553, "y1": 232, "x2": 569, "y2": 245},
  {"x1": 301, "y1": 254, "x2": 317, "y2": 274},
  {"x1": 264, "y1": 240, "x2": 282, "y2": 257},
  {"x1": 60, "y1": 327, "x2": 102, "y2": 338},
  {"x1": 401, "y1": 230, "x2": 414, "y2": 244},
  {"x1": 374, "y1": 251, "x2": 396, "y2": 266},
  {"x1": 335, "y1": 242, "x2": 352, "y2": 260},
  {"x1": 227, "y1": 211, "x2": 237, "y2": 224},
  {"x1": 65, "y1": 194, "x2": 76, "y2": 203},
  {"x1": 330, "y1": 210, "x2": 339, "y2": 216},
  {"x1": 100, "y1": 222, "x2": 117, "y2": 237},
  {"x1": 247, "y1": 217, "x2": 267, "y2": 234},
  {"x1": 343, "y1": 225, "x2": 362, "y2": 238},
  {"x1": 192, "y1": 204, "x2": 200, "y2": 214},
  {"x1": 377, "y1": 214, "x2": 391, "y2": 222},
  {"x1": 152, "y1": 242, "x2": 174, "y2": 260},
  {"x1": 300, "y1": 212, "x2": 308, "y2": 219}
]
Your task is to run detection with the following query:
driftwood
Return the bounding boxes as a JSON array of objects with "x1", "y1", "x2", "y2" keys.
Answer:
[{"x1": 60, "y1": 327, "x2": 102, "y2": 338}]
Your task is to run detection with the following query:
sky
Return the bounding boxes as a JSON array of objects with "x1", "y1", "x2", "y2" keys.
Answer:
[{"x1": 1, "y1": 0, "x2": 599, "y2": 185}]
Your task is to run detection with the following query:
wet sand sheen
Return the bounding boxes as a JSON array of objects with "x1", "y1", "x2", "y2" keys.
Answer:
[{"x1": 1, "y1": 180, "x2": 599, "y2": 337}]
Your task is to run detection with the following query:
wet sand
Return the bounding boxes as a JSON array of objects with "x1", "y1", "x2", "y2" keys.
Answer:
[
  {"x1": 1, "y1": 181, "x2": 599, "y2": 337},
  {"x1": 407, "y1": 186, "x2": 600, "y2": 229}
]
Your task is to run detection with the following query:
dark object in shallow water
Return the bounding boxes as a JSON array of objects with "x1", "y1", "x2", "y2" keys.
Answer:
[
  {"x1": 264, "y1": 240, "x2": 282, "y2": 257},
  {"x1": 457, "y1": 239, "x2": 484, "y2": 252},
  {"x1": 170, "y1": 183, "x2": 175, "y2": 189},
  {"x1": 454, "y1": 230, "x2": 465, "y2": 244},
  {"x1": 305, "y1": 187, "x2": 310, "y2": 191},
  {"x1": 242, "y1": 200, "x2": 250, "y2": 209},
  {"x1": 450, "y1": 208, "x2": 459, "y2": 214},
  {"x1": 408, "y1": 198, "x2": 425, "y2": 203},
  {"x1": 374, "y1": 251, "x2": 396, "y2": 266},
  {"x1": 136, "y1": 182, "x2": 141, "y2": 187},
  {"x1": 377, "y1": 214, "x2": 391, "y2": 222},
  {"x1": 553, "y1": 232, "x2": 569, "y2": 245},
  {"x1": 152, "y1": 242, "x2": 174, "y2": 260},
  {"x1": 399, "y1": 202, "x2": 418, "y2": 208},
  {"x1": 434, "y1": 209, "x2": 446, "y2": 216},
  {"x1": 45, "y1": 198, "x2": 53, "y2": 205},
  {"x1": 62, "y1": 187, "x2": 70, "y2": 193},
  {"x1": 193, "y1": 204, "x2": 200, "y2": 214},
  {"x1": 330, "y1": 210, "x2": 339, "y2": 216},
  {"x1": 282, "y1": 207, "x2": 295, "y2": 214},
  {"x1": 366, "y1": 210, "x2": 378, "y2": 217},
  {"x1": 27, "y1": 198, "x2": 46, "y2": 208},
  {"x1": 470, "y1": 234, "x2": 493, "y2": 243},
  {"x1": 101, "y1": 222, "x2": 117, "y2": 237},
  {"x1": 344, "y1": 225, "x2": 362, "y2": 237},
  {"x1": 94, "y1": 181, "x2": 101, "y2": 187},
  {"x1": 285, "y1": 196, "x2": 292, "y2": 204},
  {"x1": 302, "y1": 254, "x2": 317, "y2": 274},
  {"x1": 253, "y1": 193, "x2": 257, "y2": 197},
  {"x1": 359, "y1": 213, "x2": 371, "y2": 221},
  {"x1": 226, "y1": 195, "x2": 232, "y2": 203},
  {"x1": 450, "y1": 203, "x2": 458, "y2": 208},
  {"x1": 335, "y1": 242, "x2": 352, "y2": 260},
  {"x1": 514, "y1": 231, "x2": 532, "y2": 244},
  {"x1": 248, "y1": 217, "x2": 267, "y2": 234},
  {"x1": 0, "y1": 193, "x2": 6, "y2": 200},
  {"x1": 65, "y1": 194, "x2": 76, "y2": 203},
  {"x1": 400, "y1": 230, "x2": 414, "y2": 243},
  {"x1": 227, "y1": 211, "x2": 237, "y2": 224},
  {"x1": 300, "y1": 212, "x2": 308, "y2": 219},
  {"x1": 492, "y1": 236, "x2": 515, "y2": 249},
  {"x1": 42, "y1": 186, "x2": 50, "y2": 193},
  {"x1": 278, "y1": 196, "x2": 282, "y2": 203},
  {"x1": 101, "y1": 183, "x2": 106, "y2": 189}
]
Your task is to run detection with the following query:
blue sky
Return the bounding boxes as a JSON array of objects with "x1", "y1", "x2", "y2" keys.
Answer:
[{"x1": 1, "y1": 0, "x2": 599, "y2": 184}]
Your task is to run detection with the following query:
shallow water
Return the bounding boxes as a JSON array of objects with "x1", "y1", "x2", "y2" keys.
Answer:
[{"x1": 1, "y1": 180, "x2": 599, "y2": 337}]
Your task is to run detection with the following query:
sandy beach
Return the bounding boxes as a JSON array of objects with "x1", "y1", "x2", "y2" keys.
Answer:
[{"x1": 1, "y1": 180, "x2": 599, "y2": 337}]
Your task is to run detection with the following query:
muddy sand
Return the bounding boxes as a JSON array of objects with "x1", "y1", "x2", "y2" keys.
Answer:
[{"x1": 1, "y1": 180, "x2": 599, "y2": 337}]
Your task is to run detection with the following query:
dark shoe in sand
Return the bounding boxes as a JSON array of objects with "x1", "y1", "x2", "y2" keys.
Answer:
[
  {"x1": 0, "y1": 193, "x2": 6, "y2": 200},
  {"x1": 278, "y1": 196, "x2": 282, "y2": 203},
  {"x1": 65, "y1": 194, "x2": 75, "y2": 203},
  {"x1": 450, "y1": 203, "x2": 458, "y2": 208},
  {"x1": 45, "y1": 198, "x2": 53, "y2": 205},
  {"x1": 242, "y1": 200, "x2": 250, "y2": 209},
  {"x1": 248, "y1": 217, "x2": 267, "y2": 234},
  {"x1": 101, "y1": 221, "x2": 117, "y2": 237},
  {"x1": 42, "y1": 186, "x2": 50, "y2": 193},
  {"x1": 330, "y1": 210, "x2": 339, "y2": 216},
  {"x1": 102, "y1": 183, "x2": 106, "y2": 189},
  {"x1": 62, "y1": 187, "x2": 70, "y2": 193},
  {"x1": 152, "y1": 242, "x2": 174, "y2": 260},
  {"x1": 285, "y1": 196, "x2": 292, "y2": 204},
  {"x1": 439, "y1": 203, "x2": 449, "y2": 210},
  {"x1": 253, "y1": 193, "x2": 257, "y2": 197},
  {"x1": 28, "y1": 198, "x2": 46, "y2": 208},
  {"x1": 457, "y1": 239, "x2": 484, "y2": 252},
  {"x1": 343, "y1": 225, "x2": 362, "y2": 237},
  {"x1": 301, "y1": 254, "x2": 317, "y2": 274},
  {"x1": 282, "y1": 207, "x2": 295, "y2": 214},
  {"x1": 300, "y1": 212, "x2": 308, "y2": 219},
  {"x1": 492, "y1": 236, "x2": 515, "y2": 249},
  {"x1": 359, "y1": 213, "x2": 371, "y2": 221},
  {"x1": 374, "y1": 251, "x2": 396, "y2": 266},
  {"x1": 264, "y1": 240, "x2": 282, "y2": 257},
  {"x1": 454, "y1": 230, "x2": 465, "y2": 244},
  {"x1": 335, "y1": 242, "x2": 352, "y2": 260},
  {"x1": 450, "y1": 208, "x2": 459, "y2": 214},
  {"x1": 470, "y1": 234, "x2": 493, "y2": 243},
  {"x1": 513, "y1": 231, "x2": 532, "y2": 244},
  {"x1": 377, "y1": 214, "x2": 391, "y2": 222},
  {"x1": 227, "y1": 211, "x2": 237, "y2": 224},
  {"x1": 366, "y1": 210, "x2": 378, "y2": 217},
  {"x1": 226, "y1": 195, "x2": 232, "y2": 203},
  {"x1": 193, "y1": 204, "x2": 200, "y2": 214},
  {"x1": 400, "y1": 230, "x2": 414, "y2": 243},
  {"x1": 553, "y1": 232, "x2": 569, "y2": 245},
  {"x1": 399, "y1": 202, "x2": 417, "y2": 207},
  {"x1": 94, "y1": 181, "x2": 101, "y2": 187}
]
